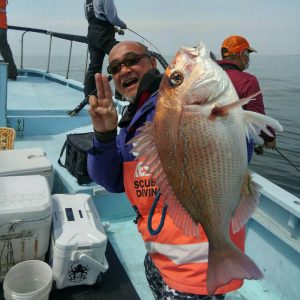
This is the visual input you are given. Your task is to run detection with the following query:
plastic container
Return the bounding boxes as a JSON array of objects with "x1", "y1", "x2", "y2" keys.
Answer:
[
  {"x1": 0, "y1": 147, "x2": 54, "y2": 191},
  {"x1": 50, "y1": 193, "x2": 108, "y2": 289},
  {"x1": 3, "y1": 260, "x2": 53, "y2": 300},
  {"x1": 0, "y1": 175, "x2": 52, "y2": 282}
]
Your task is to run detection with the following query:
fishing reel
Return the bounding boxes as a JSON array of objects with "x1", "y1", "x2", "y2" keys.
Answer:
[
  {"x1": 254, "y1": 145, "x2": 264, "y2": 156},
  {"x1": 115, "y1": 27, "x2": 125, "y2": 35}
]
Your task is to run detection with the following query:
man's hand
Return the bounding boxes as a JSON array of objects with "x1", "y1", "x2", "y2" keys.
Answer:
[
  {"x1": 264, "y1": 139, "x2": 276, "y2": 150},
  {"x1": 88, "y1": 73, "x2": 118, "y2": 133},
  {"x1": 114, "y1": 26, "x2": 126, "y2": 35}
]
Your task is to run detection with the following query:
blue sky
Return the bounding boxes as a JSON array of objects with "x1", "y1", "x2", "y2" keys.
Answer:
[{"x1": 6, "y1": 0, "x2": 300, "y2": 57}]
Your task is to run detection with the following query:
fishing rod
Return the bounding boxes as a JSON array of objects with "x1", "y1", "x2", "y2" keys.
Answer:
[
  {"x1": 255, "y1": 145, "x2": 300, "y2": 173},
  {"x1": 68, "y1": 75, "x2": 112, "y2": 116},
  {"x1": 127, "y1": 27, "x2": 162, "y2": 54},
  {"x1": 274, "y1": 147, "x2": 300, "y2": 173}
]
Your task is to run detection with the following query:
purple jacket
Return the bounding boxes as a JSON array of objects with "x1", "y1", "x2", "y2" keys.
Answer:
[
  {"x1": 87, "y1": 92, "x2": 158, "y2": 193},
  {"x1": 218, "y1": 60, "x2": 265, "y2": 114}
]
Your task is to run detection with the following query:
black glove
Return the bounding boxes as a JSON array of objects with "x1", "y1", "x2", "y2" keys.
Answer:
[{"x1": 118, "y1": 29, "x2": 125, "y2": 35}]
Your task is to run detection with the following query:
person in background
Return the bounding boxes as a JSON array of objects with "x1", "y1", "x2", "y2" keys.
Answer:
[
  {"x1": 218, "y1": 35, "x2": 276, "y2": 160},
  {"x1": 83, "y1": 0, "x2": 127, "y2": 98},
  {"x1": 87, "y1": 40, "x2": 246, "y2": 300},
  {"x1": 0, "y1": 0, "x2": 17, "y2": 80}
]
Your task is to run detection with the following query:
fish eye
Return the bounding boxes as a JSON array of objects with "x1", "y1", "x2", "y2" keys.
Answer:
[{"x1": 169, "y1": 71, "x2": 184, "y2": 87}]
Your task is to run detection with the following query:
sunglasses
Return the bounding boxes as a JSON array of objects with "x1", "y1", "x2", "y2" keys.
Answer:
[{"x1": 107, "y1": 52, "x2": 151, "y2": 75}]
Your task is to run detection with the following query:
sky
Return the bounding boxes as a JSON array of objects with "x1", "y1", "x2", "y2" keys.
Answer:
[{"x1": 6, "y1": 0, "x2": 300, "y2": 58}]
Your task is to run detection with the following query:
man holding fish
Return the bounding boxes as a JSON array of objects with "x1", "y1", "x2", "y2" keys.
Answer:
[{"x1": 87, "y1": 40, "x2": 282, "y2": 299}]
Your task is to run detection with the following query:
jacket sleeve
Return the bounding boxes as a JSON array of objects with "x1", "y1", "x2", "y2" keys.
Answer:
[
  {"x1": 103, "y1": 0, "x2": 127, "y2": 28},
  {"x1": 87, "y1": 135, "x2": 125, "y2": 193}
]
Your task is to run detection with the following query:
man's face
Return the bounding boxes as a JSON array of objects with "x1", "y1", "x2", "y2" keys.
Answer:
[{"x1": 108, "y1": 41, "x2": 156, "y2": 102}]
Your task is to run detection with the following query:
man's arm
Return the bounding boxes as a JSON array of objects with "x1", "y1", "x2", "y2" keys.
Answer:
[
  {"x1": 88, "y1": 73, "x2": 125, "y2": 192},
  {"x1": 103, "y1": 0, "x2": 127, "y2": 29},
  {"x1": 87, "y1": 136, "x2": 125, "y2": 193}
]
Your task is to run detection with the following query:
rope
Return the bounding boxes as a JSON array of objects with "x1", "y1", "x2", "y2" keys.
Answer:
[{"x1": 147, "y1": 192, "x2": 167, "y2": 235}]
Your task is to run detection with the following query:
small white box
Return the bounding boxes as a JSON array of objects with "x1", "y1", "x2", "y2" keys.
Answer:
[
  {"x1": 0, "y1": 175, "x2": 52, "y2": 282},
  {"x1": 0, "y1": 147, "x2": 54, "y2": 191},
  {"x1": 50, "y1": 194, "x2": 108, "y2": 289}
]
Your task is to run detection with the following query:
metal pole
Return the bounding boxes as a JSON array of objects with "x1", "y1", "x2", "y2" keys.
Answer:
[
  {"x1": 46, "y1": 34, "x2": 53, "y2": 73},
  {"x1": 84, "y1": 45, "x2": 89, "y2": 83},
  {"x1": 0, "y1": 62, "x2": 8, "y2": 126},
  {"x1": 20, "y1": 31, "x2": 27, "y2": 69},
  {"x1": 66, "y1": 41, "x2": 73, "y2": 79}
]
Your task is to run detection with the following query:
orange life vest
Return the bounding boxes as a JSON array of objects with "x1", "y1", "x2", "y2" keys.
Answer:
[
  {"x1": 123, "y1": 158, "x2": 245, "y2": 295},
  {"x1": 0, "y1": 0, "x2": 7, "y2": 29}
]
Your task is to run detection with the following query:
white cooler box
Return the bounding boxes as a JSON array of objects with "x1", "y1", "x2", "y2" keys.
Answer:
[
  {"x1": 0, "y1": 147, "x2": 54, "y2": 191},
  {"x1": 50, "y1": 193, "x2": 109, "y2": 289},
  {"x1": 0, "y1": 175, "x2": 52, "y2": 282}
]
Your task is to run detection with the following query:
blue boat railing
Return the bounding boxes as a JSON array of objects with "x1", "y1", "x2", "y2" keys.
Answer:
[
  {"x1": 8, "y1": 25, "x2": 89, "y2": 82},
  {"x1": 0, "y1": 63, "x2": 8, "y2": 127}
]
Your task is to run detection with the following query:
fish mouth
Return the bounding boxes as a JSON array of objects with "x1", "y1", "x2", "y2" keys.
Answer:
[{"x1": 181, "y1": 46, "x2": 199, "y2": 58}]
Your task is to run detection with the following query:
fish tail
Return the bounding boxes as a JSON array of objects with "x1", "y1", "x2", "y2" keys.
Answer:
[{"x1": 206, "y1": 244, "x2": 263, "y2": 295}]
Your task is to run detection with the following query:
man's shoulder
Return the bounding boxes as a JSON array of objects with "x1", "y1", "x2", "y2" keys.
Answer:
[
  {"x1": 230, "y1": 69, "x2": 259, "y2": 83},
  {"x1": 240, "y1": 71, "x2": 260, "y2": 86},
  {"x1": 241, "y1": 70, "x2": 258, "y2": 79}
]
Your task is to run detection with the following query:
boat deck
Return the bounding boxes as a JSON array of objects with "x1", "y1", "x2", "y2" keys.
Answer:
[
  {"x1": 7, "y1": 72, "x2": 83, "y2": 112},
  {"x1": 5, "y1": 70, "x2": 91, "y2": 136},
  {"x1": 7, "y1": 70, "x2": 84, "y2": 113}
]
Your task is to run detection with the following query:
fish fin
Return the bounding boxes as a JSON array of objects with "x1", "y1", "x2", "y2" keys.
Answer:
[
  {"x1": 244, "y1": 110, "x2": 283, "y2": 142},
  {"x1": 129, "y1": 122, "x2": 199, "y2": 238},
  {"x1": 207, "y1": 243, "x2": 263, "y2": 296},
  {"x1": 245, "y1": 121, "x2": 264, "y2": 144},
  {"x1": 165, "y1": 193, "x2": 200, "y2": 238},
  {"x1": 209, "y1": 91, "x2": 262, "y2": 120},
  {"x1": 231, "y1": 171, "x2": 261, "y2": 233},
  {"x1": 239, "y1": 90, "x2": 263, "y2": 106}
]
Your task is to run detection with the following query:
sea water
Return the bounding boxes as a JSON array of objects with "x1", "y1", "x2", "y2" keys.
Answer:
[{"x1": 249, "y1": 55, "x2": 300, "y2": 198}]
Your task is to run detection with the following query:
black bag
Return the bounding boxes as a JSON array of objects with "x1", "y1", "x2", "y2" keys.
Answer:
[{"x1": 58, "y1": 132, "x2": 94, "y2": 185}]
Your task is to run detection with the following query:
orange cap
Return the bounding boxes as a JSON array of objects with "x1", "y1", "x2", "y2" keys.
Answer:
[{"x1": 221, "y1": 35, "x2": 257, "y2": 56}]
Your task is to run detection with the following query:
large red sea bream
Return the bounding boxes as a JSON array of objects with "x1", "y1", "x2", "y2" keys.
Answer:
[{"x1": 130, "y1": 42, "x2": 283, "y2": 294}]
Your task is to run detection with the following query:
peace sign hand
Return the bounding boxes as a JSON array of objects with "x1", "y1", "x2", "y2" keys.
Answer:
[{"x1": 88, "y1": 73, "x2": 118, "y2": 133}]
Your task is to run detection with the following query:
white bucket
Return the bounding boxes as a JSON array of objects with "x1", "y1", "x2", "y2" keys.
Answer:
[{"x1": 3, "y1": 260, "x2": 53, "y2": 300}]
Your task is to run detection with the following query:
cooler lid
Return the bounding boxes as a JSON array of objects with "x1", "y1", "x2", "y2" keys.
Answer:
[
  {"x1": 52, "y1": 194, "x2": 107, "y2": 251},
  {"x1": 0, "y1": 175, "x2": 52, "y2": 225},
  {"x1": 0, "y1": 147, "x2": 53, "y2": 176}
]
